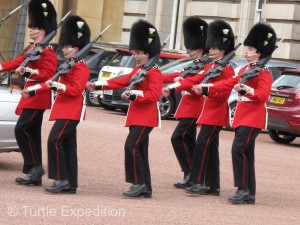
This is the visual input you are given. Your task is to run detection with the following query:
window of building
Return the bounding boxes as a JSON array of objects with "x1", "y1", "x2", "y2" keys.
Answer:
[{"x1": 255, "y1": 0, "x2": 267, "y2": 23}]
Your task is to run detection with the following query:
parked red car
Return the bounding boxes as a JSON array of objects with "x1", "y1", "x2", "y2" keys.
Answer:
[{"x1": 267, "y1": 69, "x2": 300, "y2": 144}]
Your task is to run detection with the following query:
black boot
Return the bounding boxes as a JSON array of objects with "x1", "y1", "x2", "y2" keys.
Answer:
[
  {"x1": 123, "y1": 184, "x2": 147, "y2": 197},
  {"x1": 45, "y1": 180, "x2": 70, "y2": 193},
  {"x1": 173, "y1": 172, "x2": 191, "y2": 189},
  {"x1": 186, "y1": 183, "x2": 206, "y2": 194},
  {"x1": 200, "y1": 187, "x2": 220, "y2": 196},
  {"x1": 15, "y1": 165, "x2": 45, "y2": 186},
  {"x1": 139, "y1": 190, "x2": 152, "y2": 198},
  {"x1": 228, "y1": 188, "x2": 251, "y2": 204}
]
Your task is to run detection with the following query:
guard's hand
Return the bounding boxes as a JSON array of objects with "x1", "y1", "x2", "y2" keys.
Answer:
[
  {"x1": 162, "y1": 87, "x2": 170, "y2": 97},
  {"x1": 121, "y1": 91, "x2": 130, "y2": 100},
  {"x1": 173, "y1": 77, "x2": 183, "y2": 82},
  {"x1": 192, "y1": 85, "x2": 203, "y2": 95},
  {"x1": 234, "y1": 83, "x2": 243, "y2": 92},
  {"x1": 21, "y1": 89, "x2": 30, "y2": 98},
  {"x1": 45, "y1": 80, "x2": 52, "y2": 88},
  {"x1": 86, "y1": 81, "x2": 95, "y2": 91},
  {"x1": 15, "y1": 67, "x2": 25, "y2": 76}
]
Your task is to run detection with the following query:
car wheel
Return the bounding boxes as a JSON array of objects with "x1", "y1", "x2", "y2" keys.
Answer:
[
  {"x1": 159, "y1": 95, "x2": 175, "y2": 119},
  {"x1": 268, "y1": 129, "x2": 296, "y2": 144},
  {"x1": 225, "y1": 101, "x2": 237, "y2": 131},
  {"x1": 85, "y1": 78, "x2": 100, "y2": 107}
]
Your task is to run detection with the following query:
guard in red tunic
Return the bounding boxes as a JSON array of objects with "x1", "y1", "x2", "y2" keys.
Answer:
[
  {"x1": 228, "y1": 23, "x2": 277, "y2": 204},
  {"x1": 161, "y1": 17, "x2": 209, "y2": 188},
  {"x1": 0, "y1": 0, "x2": 57, "y2": 186},
  {"x1": 185, "y1": 20, "x2": 237, "y2": 196},
  {"x1": 86, "y1": 20, "x2": 162, "y2": 198},
  {"x1": 23, "y1": 16, "x2": 91, "y2": 194}
]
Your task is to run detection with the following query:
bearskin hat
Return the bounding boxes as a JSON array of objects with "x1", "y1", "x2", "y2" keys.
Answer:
[
  {"x1": 59, "y1": 16, "x2": 91, "y2": 50},
  {"x1": 28, "y1": 0, "x2": 57, "y2": 35},
  {"x1": 243, "y1": 23, "x2": 277, "y2": 58},
  {"x1": 129, "y1": 19, "x2": 161, "y2": 58},
  {"x1": 183, "y1": 16, "x2": 208, "y2": 53},
  {"x1": 206, "y1": 20, "x2": 235, "y2": 55}
]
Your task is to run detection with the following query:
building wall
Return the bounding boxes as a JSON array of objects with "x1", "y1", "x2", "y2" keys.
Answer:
[
  {"x1": 121, "y1": 0, "x2": 300, "y2": 62},
  {"x1": 0, "y1": 0, "x2": 20, "y2": 62},
  {"x1": 1, "y1": 0, "x2": 300, "y2": 63}
]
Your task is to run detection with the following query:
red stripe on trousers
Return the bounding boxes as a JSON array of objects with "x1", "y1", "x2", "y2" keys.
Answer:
[
  {"x1": 197, "y1": 126, "x2": 217, "y2": 183},
  {"x1": 55, "y1": 120, "x2": 69, "y2": 180},
  {"x1": 133, "y1": 127, "x2": 146, "y2": 184}
]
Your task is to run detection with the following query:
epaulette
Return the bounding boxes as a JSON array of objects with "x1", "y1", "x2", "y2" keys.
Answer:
[
  {"x1": 153, "y1": 64, "x2": 159, "y2": 69},
  {"x1": 78, "y1": 59, "x2": 85, "y2": 63},
  {"x1": 44, "y1": 44, "x2": 53, "y2": 49}
]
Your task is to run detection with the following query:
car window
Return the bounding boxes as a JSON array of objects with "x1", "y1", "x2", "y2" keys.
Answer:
[
  {"x1": 161, "y1": 58, "x2": 193, "y2": 73},
  {"x1": 272, "y1": 74, "x2": 300, "y2": 89},
  {"x1": 268, "y1": 67, "x2": 281, "y2": 81},
  {"x1": 97, "y1": 54, "x2": 115, "y2": 70},
  {"x1": 109, "y1": 53, "x2": 133, "y2": 67}
]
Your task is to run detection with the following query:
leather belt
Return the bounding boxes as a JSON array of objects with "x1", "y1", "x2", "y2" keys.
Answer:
[{"x1": 237, "y1": 96, "x2": 253, "y2": 102}]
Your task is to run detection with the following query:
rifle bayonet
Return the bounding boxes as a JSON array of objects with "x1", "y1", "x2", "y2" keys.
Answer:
[{"x1": 0, "y1": 4, "x2": 23, "y2": 27}]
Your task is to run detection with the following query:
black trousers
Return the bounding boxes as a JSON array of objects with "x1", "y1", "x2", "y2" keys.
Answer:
[
  {"x1": 14, "y1": 109, "x2": 45, "y2": 173},
  {"x1": 48, "y1": 119, "x2": 79, "y2": 188},
  {"x1": 190, "y1": 125, "x2": 222, "y2": 189},
  {"x1": 125, "y1": 126, "x2": 153, "y2": 191},
  {"x1": 231, "y1": 126, "x2": 261, "y2": 196},
  {"x1": 171, "y1": 118, "x2": 197, "y2": 172}
]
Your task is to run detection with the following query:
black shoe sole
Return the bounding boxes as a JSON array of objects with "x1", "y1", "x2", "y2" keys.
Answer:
[
  {"x1": 200, "y1": 192, "x2": 220, "y2": 196},
  {"x1": 139, "y1": 191, "x2": 152, "y2": 198},
  {"x1": 229, "y1": 197, "x2": 255, "y2": 204},
  {"x1": 174, "y1": 182, "x2": 191, "y2": 189},
  {"x1": 45, "y1": 184, "x2": 71, "y2": 193},
  {"x1": 123, "y1": 186, "x2": 147, "y2": 197},
  {"x1": 16, "y1": 179, "x2": 42, "y2": 186}
]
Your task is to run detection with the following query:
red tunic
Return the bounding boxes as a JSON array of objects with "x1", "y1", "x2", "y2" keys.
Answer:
[
  {"x1": 103, "y1": 66, "x2": 163, "y2": 127},
  {"x1": 232, "y1": 65, "x2": 272, "y2": 129},
  {"x1": 49, "y1": 62, "x2": 90, "y2": 121},
  {"x1": 163, "y1": 65, "x2": 211, "y2": 119},
  {"x1": 195, "y1": 63, "x2": 237, "y2": 127},
  {"x1": 0, "y1": 45, "x2": 57, "y2": 114}
]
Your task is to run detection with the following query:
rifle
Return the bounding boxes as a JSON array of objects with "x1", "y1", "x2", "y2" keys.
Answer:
[
  {"x1": 50, "y1": 24, "x2": 111, "y2": 82},
  {"x1": 239, "y1": 46, "x2": 278, "y2": 84},
  {"x1": 19, "y1": 11, "x2": 71, "y2": 69},
  {"x1": 126, "y1": 35, "x2": 171, "y2": 92},
  {"x1": 0, "y1": 4, "x2": 23, "y2": 27},
  {"x1": 179, "y1": 54, "x2": 212, "y2": 79},
  {"x1": 201, "y1": 43, "x2": 241, "y2": 84}
]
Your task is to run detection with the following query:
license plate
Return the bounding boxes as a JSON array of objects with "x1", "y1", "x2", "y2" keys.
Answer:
[
  {"x1": 270, "y1": 96, "x2": 285, "y2": 104},
  {"x1": 102, "y1": 71, "x2": 111, "y2": 78},
  {"x1": 104, "y1": 90, "x2": 113, "y2": 95}
]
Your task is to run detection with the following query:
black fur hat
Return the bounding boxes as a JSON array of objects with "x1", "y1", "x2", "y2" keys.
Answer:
[
  {"x1": 129, "y1": 19, "x2": 161, "y2": 58},
  {"x1": 28, "y1": 0, "x2": 57, "y2": 34},
  {"x1": 243, "y1": 23, "x2": 277, "y2": 58},
  {"x1": 59, "y1": 16, "x2": 91, "y2": 50},
  {"x1": 206, "y1": 20, "x2": 235, "y2": 55},
  {"x1": 183, "y1": 16, "x2": 208, "y2": 53}
]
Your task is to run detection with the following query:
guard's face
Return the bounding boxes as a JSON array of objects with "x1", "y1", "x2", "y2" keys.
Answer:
[
  {"x1": 62, "y1": 45, "x2": 78, "y2": 59},
  {"x1": 208, "y1": 48, "x2": 224, "y2": 61},
  {"x1": 28, "y1": 27, "x2": 44, "y2": 41},
  {"x1": 245, "y1": 46, "x2": 260, "y2": 62},
  {"x1": 133, "y1": 50, "x2": 149, "y2": 66}
]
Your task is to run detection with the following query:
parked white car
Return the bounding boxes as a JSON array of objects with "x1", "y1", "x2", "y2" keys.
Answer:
[{"x1": 0, "y1": 82, "x2": 21, "y2": 152}]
